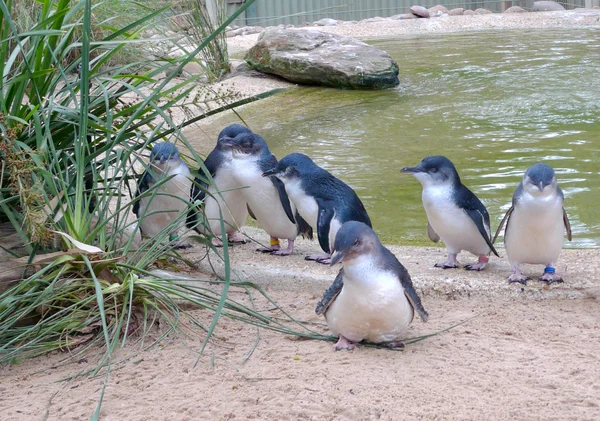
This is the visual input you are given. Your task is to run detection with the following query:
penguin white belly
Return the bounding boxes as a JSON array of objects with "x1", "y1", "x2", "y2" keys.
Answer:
[
  {"x1": 140, "y1": 170, "x2": 191, "y2": 237},
  {"x1": 205, "y1": 169, "x2": 248, "y2": 235},
  {"x1": 233, "y1": 162, "x2": 297, "y2": 240},
  {"x1": 422, "y1": 187, "x2": 489, "y2": 256},
  {"x1": 505, "y1": 195, "x2": 564, "y2": 265},
  {"x1": 283, "y1": 179, "x2": 319, "y2": 230},
  {"x1": 325, "y1": 260, "x2": 414, "y2": 343}
]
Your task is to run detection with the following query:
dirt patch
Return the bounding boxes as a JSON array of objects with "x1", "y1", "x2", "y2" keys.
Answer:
[{"x1": 2, "y1": 284, "x2": 599, "y2": 420}]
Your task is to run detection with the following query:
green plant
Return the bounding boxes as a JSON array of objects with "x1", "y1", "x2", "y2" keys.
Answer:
[
  {"x1": 178, "y1": 0, "x2": 230, "y2": 81},
  {"x1": 0, "y1": 0, "x2": 278, "y2": 367}
]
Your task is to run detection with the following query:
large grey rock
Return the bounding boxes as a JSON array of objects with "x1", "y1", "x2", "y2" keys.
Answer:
[
  {"x1": 463, "y1": 9, "x2": 476, "y2": 15},
  {"x1": 245, "y1": 28, "x2": 399, "y2": 90},
  {"x1": 532, "y1": 1, "x2": 565, "y2": 11},
  {"x1": 428, "y1": 5, "x2": 449, "y2": 16},
  {"x1": 448, "y1": 8, "x2": 465, "y2": 15},
  {"x1": 410, "y1": 5, "x2": 431, "y2": 18},
  {"x1": 504, "y1": 6, "x2": 528, "y2": 13},
  {"x1": 475, "y1": 8, "x2": 493, "y2": 14}
]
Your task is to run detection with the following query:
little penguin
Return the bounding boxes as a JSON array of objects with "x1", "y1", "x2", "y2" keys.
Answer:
[
  {"x1": 188, "y1": 124, "x2": 251, "y2": 246},
  {"x1": 221, "y1": 132, "x2": 312, "y2": 255},
  {"x1": 315, "y1": 221, "x2": 428, "y2": 351},
  {"x1": 133, "y1": 142, "x2": 192, "y2": 248},
  {"x1": 401, "y1": 156, "x2": 499, "y2": 270},
  {"x1": 492, "y1": 163, "x2": 572, "y2": 285},
  {"x1": 262, "y1": 153, "x2": 372, "y2": 264}
]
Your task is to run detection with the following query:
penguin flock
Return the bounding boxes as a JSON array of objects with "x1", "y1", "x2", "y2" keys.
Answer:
[{"x1": 134, "y1": 124, "x2": 572, "y2": 351}]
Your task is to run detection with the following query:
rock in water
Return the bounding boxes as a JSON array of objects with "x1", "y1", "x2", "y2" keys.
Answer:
[
  {"x1": 532, "y1": 1, "x2": 566, "y2": 11},
  {"x1": 244, "y1": 29, "x2": 400, "y2": 90}
]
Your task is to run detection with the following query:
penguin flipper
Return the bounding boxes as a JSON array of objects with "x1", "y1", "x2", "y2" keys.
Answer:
[
  {"x1": 295, "y1": 211, "x2": 314, "y2": 240},
  {"x1": 133, "y1": 170, "x2": 153, "y2": 217},
  {"x1": 316, "y1": 200, "x2": 335, "y2": 254},
  {"x1": 463, "y1": 208, "x2": 500, "y2": 257},
  {"x1": 269, "y1": 176, "x2": 295, "y2": 225},
  {"x1": 563, "y1": 208, "x2": 572, "y2": 241},
  {"x1": 427, "y1": 221, "x2": 440, "y2": 243},
  {"x1": 380, "y1": 248, "x2": 428, "y2": 322},
  {"x1": 315, "y1": 268, "x2": 344, "y2": 315},
  {"x1": 247, "y1": 204, "x2": 257, "y2": 221},
  {"x1": 492, "y1": 206, "x2": 513, "y2": 244}
]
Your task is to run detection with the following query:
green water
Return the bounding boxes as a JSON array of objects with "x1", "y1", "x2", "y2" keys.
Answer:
[{"x1": 218, "y1": 29, "x2": 600, "y2": 247}]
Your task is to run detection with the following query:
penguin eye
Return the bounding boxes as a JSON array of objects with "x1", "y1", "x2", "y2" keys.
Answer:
[
  {"x1": 430, "y1": 167, "x2": 438, "y2": 173},
  {"x1": 353, "y1": 239, "x2": 360, "y2": 246}
]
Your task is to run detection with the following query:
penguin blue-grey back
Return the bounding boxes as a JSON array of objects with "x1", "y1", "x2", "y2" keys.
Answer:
[
  {"x1": 316, "y1": 221, "x2": 427, "y2": 351},
  {"x1": 493, "y1": 163, "x2": 572, "y2": 284},
  {"x1": 263, "y1": 153, "x2": 371, "y2": 264},
  {"x1": 401, "y1": 155, "x2": 498, "y2": 271}
]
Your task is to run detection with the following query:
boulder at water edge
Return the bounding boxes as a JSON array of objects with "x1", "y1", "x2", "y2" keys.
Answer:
[
  {"x1": 245, "y1": 29, "x2": 400, "y2": 89},
  {"x1": 532, "y1": 1, "x2": 566, "y2": 11}
]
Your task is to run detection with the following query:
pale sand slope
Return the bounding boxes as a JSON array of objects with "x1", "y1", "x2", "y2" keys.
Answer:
[
  {"x1": 1, "y1": 285, "x2": 599, "y2": 420},
  {"x1": 2, "y1": 11, "x2": 600, "y2": 421}
]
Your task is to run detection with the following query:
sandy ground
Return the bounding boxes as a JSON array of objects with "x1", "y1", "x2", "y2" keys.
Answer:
[{"x1": 3, "y1": 10, "x2": 600, "y2": 420}]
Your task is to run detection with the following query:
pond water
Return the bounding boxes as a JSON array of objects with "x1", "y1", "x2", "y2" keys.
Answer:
[{"x1": 217, "y1": 28, "x2": 600, "y2": 247}]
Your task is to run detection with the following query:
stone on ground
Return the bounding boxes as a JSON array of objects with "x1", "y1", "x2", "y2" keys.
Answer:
[{"x1": 244, "y1": 28, "x2": 400, "y2": 90}]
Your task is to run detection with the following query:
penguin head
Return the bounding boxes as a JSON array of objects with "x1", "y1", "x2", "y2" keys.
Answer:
[
  {"x1": 523, "y1": 163, "x2": 557, "y2": 196},
  {"x1": 262, "y1": 153, "x2": 315, "y2": 180},
  {"x1": 217, "y1": 124, "x2": 252, "y2": 141},
  {"x1": 149, "y1": 142, "x2": 181, "y2": 172},
  {"x1": 401, "y1": 155, "x2": 460, "y2": 187},
  {"x1": 220, "y1": 132, "x2": 269, "y2": 159},
  {"x1": 215, "y1": 124, "x2": 252, "y2": 154},
  {"x1": 330, "y1": 221, "x2": 380, "y2": 266}
]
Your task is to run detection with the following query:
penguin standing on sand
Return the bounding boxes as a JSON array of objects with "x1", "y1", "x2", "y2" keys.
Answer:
[
  {"x1": 401, "y1": 156, "x2": 499, "y2": 270},
  {"x1": 316, "y1": 221, "x2": 428, "y2": 351},
  {"x1": 134, "y1": 142, "x2": 192, "y2": 248},
  {"x1": 493, "y1": 163, "x2": 572, "y2": 284},
  {"x1": 262, "y1": 153, "x2": 372, "y2": 264},
  {"x1": 188, "y1": 124, "x2": 250, "y2": 246},
  {"x1": 222, "y1": 132, "x2": 312, "y2": 255}
]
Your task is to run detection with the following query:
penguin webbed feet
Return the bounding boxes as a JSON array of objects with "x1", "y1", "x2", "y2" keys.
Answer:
[
  {"x1": 434, "y1": 253, "x2": 459, "y2": 269},
  {"x1": 169, "y1": 234, "x2": 192, "y2": 249},
  {"x1": 464, "y1": 256, "x2": 489, "y2": 271},
  {"x1": 334, "y1": 335, "x2": 356, "y2": 351},
  {"x1": 538, "y1": 268, "x2": 563, "y2": 285},
  {"x1": 508, "y1": 275, "x2": 530, "y2": 285},
  {"x1": 305, "y1": 253, "x2": 332, "y2": 265},
  {"x1": 434, "y1": 262, "x2": 459, "y2": 269}
]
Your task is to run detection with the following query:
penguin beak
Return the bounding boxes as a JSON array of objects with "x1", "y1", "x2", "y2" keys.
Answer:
[
  {"x1": 401, "y1": 166, "x2": 424, "y2": 174},
  {"x1": 537, "y1": 181, "x2": 545, "y2": 191},
  {"x1": 262, "y1": 168, "x2": 277, "y2": 177},
  {"x1": 220, "y1": 136, "x2": 236, "y2": 149},
  {"x1": 329, "y1": 249, "x2": 347, "y2": 266}
]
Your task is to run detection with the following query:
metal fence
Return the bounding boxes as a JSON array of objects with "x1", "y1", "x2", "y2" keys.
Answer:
[{"x1": 226, "y1": 0, "x2": 591, "y2": 27}]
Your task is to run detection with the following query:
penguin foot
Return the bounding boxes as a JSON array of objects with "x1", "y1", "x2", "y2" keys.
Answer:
[
  {"x1": 305, "y1": 254, "x2": 331, "y2": 265},
  {"x1": 378, "y1": 341, "x2": 405, "y2": 350},
  {"x1": 272, "y1": 248, "x2": 293, "y2": 256},
  {"x1": 257, "y1": 245, "x2": 280, "y2": 253},
  {"x1": 538, "y1": 273, "x2": 563, "y2": 284},
  {"x1": 464, "y1": 262, "x2": 486, "y2": 271},
  {"x1": 434, "y1": 262, "x2": 459, "y2": 269},
  {"x1": 434, "y1": 254, "x2": 459, "y2": 269},
  {"x1": 227, "y1": 232, "x2": 248, "y2": 244},
  {"x1": 508, "y1": 274, "x2": 530, "y2": 285},
  {"x1": 334, "y1": 335, "x2": 356, "y2": 351},
  {"x1": 174, "y1": 241, "x2": 193, "y2": 249}
]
